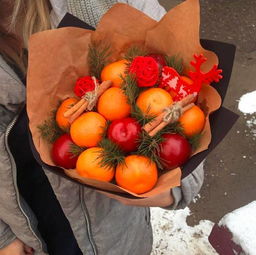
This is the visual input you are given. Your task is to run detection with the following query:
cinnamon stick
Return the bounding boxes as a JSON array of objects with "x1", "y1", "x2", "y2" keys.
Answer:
[
  {"x1": 64, "y1": 80, "x2": 112, "y2": 121},
  {"x1": 142, "y1": 93, "x2": 197, "y2": 133},
  {"x1": 68, "y1": 101, "x2": 89, "y2": 123},
  {"x1": 98, "y1": 80, "x2": 112, "y2": 97},
  {"x1": 143, "y1": 112, "x2": 165, "y2": 133},
  {"x1": 148, "y1": 103, "x2": 195, "y2": 137},
  {"x1": 64, "y1": 98, "x2": 86, "y2": 118}
]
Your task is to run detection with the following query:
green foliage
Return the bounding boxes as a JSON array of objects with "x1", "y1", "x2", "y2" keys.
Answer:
[
  {"x1": 137, "y1": 131, "x2": 164, "y2": 170},
  {"x1": 188, "y1": 132, "x2": 203, "y2": 151},
  {"x1": 88, "y1": 41, "x2": 111, "y2": 80},
  {"x1": 136, "y1": 122, "x2": 184, "y2": 170},
  {"x1": 160, "y1": 121, "x2": 184, "y2": 136},
  {"x1": 121, "y1": 73, "x2": 155, "y2": 126},
  {"x1": 121, "y1": 73, "x2": 140, "y2": 105},
  {"x1": 37, "y1": 111, "x2": 64, "y2": 143},
  {"x1": 69, "y1": 144, "x2": 85, "y2": 157},
  {"x1": 165, "y1": 55, "x2": 184, "y2": 74},
  {"x1": 130, "y1": 105, "x2": 156, "y2": 126},
  {"x1": 98, "y1": 138, "x2": 125, "y2": 169},
  {"x1": 124, "y1": 45, "x2": 148, "y2": 62}
]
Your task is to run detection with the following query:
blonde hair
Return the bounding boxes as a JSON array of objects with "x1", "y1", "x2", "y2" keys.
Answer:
[{"x1": 11, "y1": 0, "x2": 51, "y2": 48}]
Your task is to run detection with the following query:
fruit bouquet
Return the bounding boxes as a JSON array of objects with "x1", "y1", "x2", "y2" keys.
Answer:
[{"x1": 27, "y1": 0, "x2": 227, "y2": 206}]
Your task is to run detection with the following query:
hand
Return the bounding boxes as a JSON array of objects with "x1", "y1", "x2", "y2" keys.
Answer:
[{"x1": 0, "y1": 239, "x2": 34, "y2": 255}]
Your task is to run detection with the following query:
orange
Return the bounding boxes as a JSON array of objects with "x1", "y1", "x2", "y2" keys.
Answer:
[
  {"x1": 97, "y1": 87, "x2": 131, "y2": 121},
  {"x1": 76, "y1": 147, "x2": 115, "y2": 182},
  {"x1": 101, "y1": 59, "x2": 127, "y2": 87},
  {"x1": 115, "y1": 155, "x2": 158, "y2": 194},
  {"x1": 70, "y1": 112, "x2": 106, "y2": 147},
  {"x1": 179, "y1": 105, "x2": 205, "y2": 137},
  {"x1": 56, "y1": 97, "x2": 78, "y2": 131},
  {"x1": 181, "y1": 76, "x2": 193, "y2": 85},
  {"x1": 136, "y1": 88, "x2": 173, "y2": 116}
]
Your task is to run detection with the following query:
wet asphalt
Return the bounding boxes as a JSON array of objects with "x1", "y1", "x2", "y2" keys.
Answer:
[{"x1": 159, "y1": 0, "x2": 256, "y2": 224}]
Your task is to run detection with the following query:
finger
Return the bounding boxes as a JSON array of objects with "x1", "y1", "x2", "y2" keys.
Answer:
[{"x1": 24, "y1": 245, "x2": 34, "y2": 254}]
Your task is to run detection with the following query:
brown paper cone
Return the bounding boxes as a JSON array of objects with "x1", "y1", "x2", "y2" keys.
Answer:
[{"x1": 27, "y1": 1, "x2": 221, "y2": 206}]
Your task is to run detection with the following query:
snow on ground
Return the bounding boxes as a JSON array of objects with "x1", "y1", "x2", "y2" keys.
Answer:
[
  {"x1": 148, "y1": 91, "x2": 256, "y2": 255},
  {"x1": 219, "y1": 201, "x2": 256, "y2": 255},
  {"x1": 150, "y1": 207, "x2": 217, "y2": 255},
  {"x1": 238, "y1": 90, "x2": 256, "y2": 138},
  {"x1": 238, "y1": 91, "x2": 256, "y2": 114}
]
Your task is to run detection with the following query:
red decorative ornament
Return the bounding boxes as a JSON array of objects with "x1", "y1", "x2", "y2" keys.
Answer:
[
  {"x1": 160, "y1": 54, "x2": 223, "y2": 101},
  {"x1": 129, "y1": 56, "x2": 159, "y2": 87},
  {"x1": 160, "y1": 66, "x2": 194, "y2": 101},
  {"x1": 74, "y1": 76, "x2": 97, "y2": 98}
]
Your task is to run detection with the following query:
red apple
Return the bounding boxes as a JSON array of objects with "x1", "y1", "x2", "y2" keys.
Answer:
[
  {"x1": 52, "y1": 134, "x2": 79, "y2": 169},
  {"x1": 147, "y1": 53, "x2": 167, "y2": 72},
  {"x1": 107, "y1": 118, "x2": 141, "y2": 152},
  {"x1": 159, "y1": 133, "x2": 191, "y2": 169}
]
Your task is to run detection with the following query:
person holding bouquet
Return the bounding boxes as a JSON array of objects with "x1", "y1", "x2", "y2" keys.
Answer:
[{"x1": 0, "y1": 0, "x2": 204, "y2": 254}]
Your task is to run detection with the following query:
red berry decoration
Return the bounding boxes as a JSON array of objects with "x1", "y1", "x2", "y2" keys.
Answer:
[
  {"x1": 74, "y1": 76, "x2": 96, "y2": 98},
  {"x1": 52, "y1": 134, "x2": 79, "y2": 169},
  {"x1": 147, "y1": 54, "x2": 167, "y2": 73},
  {"x1": 107, "y1": 117, "x2": 141, "y2": 152},
  {"x1": 159, "y1": 133, "x2": 191, "y2": 169},
  {"x1": 129, "y1": 56, "x2": 159, "y2": 87}
]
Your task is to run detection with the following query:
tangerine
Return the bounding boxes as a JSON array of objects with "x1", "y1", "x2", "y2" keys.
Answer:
[
  {"x1": 56, "y1": 98, "x2": 78, "y2": 131},
  {"x1": 179, "y1": 105, "x2": 205, "y2": 137},
  {"x1": 97, "y1": 87, "x2": 131, "y2": 121},
  {"x1": 136, "y1": 88, "x2": 173, "y2": 116},
  {"x1": 115, "y1": 155, "x2": 158, "y2": 194},
  {"x1": 101, "y1": 59, "x2": 127, "y2": 87},
  {"x1": 70, "y1": 112, "x2": 106, "y2": 147},
  {"x1": 76, "y1": 147, "x2": 115, "y2": 182},
  {"x1": 180, "y1": 76, "x2": 193, "y2": 85}
]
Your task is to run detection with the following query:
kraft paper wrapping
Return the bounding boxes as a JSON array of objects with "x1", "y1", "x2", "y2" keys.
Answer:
[{"x1": 27, "y1": 0, "x2": 221, "y2": 207}]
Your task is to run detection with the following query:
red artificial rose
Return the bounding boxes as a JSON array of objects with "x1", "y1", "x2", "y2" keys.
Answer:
[
  {"x1": 129, "y1": 56, "x2": 159, "y2": 87},
  {"x1": 74, "y1": 76, "x2": 96, "y2": 98}
]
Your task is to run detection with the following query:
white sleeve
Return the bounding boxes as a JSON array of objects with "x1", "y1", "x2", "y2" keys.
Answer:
[{"x1": 117, "y1": 0, "x2": 167, "y2": 21}]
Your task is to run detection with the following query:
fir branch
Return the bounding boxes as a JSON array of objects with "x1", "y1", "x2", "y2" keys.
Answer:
[
  {"x1": 137, "y1": 131, "x2": 164, "y2": 169},
  {"x1": 131, "y1": 105, "x2": 156, "y2": 126},
  {"x1": 37, "y1": 113, "x2": 64, "y2": 143},
  {"x1": 88, "y1": 41, "x2": 111, "y2": 80},
  {"x1": 124, "y1": 45, "x2": 148, "y2": 63},
  {"x1": 188, "y1": 132, "x2": 203, "y2": 151},
  {"x1": 121, "y1": 73, "x2": 156, "y2": 125},
  {"x1": 165, "y1": 55, "x2": 184, "y2": 74},
  {"x1": 121, "y1": 73, "x2": 140, "y2": 105},
  {"x1": 101, "y1": 120, "x2": 111, "y2": 139},
  {"x1": 69, "y1": 144, "x2": 85, "y2": 157},
  {"x1": 160, "y1": 121, "x2": 184, "y2": 136},
  {"x1": 98, "y1": 138, "x2": 125, "y2": 169}
]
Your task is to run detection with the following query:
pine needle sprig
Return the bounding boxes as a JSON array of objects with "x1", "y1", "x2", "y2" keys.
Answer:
[
  {"x1": 69, "y1": 144, "x2": 85, "y2": 157},
  {"x1": 101, "y1": 120, "x2": 111, "y2": 139},
  {"x1": 121, "y1": 73, "x2": 156, "y2": 125},
  {"x1": 124, "y1": 45, "x2": 148, "y2": 62},
  {"x1": 131, "y1": 105, "x2": 156, "y2": 126},
  {"x1": 160, "y1": 121, "x2": 184, "y2": 136},
  {"x1": 188, "y1": 132, "x2": 203, "y2": 151},
  {"x1": 165, "y1": 55, "x2": 184, "y2": 74},
  {"x1": 137, "y1": 131, "x2": 164, "y2": 169},
  {"x1": 98, "y1": 138, "x2": 125, "y2": 169},
  {"x1": 88, "y1": 41, "x2": 111, "y2": 80},
  {"x1": 37, "y1": 111, "x2": 64, "y2": 143},
  {"x1": 121, "y1": 73, "x2": 140, "y2": 105}
]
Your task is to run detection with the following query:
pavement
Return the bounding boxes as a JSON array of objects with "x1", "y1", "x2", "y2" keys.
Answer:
[{"x1": 158, "y1": 0, "x2": 256, "y2": 226}]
